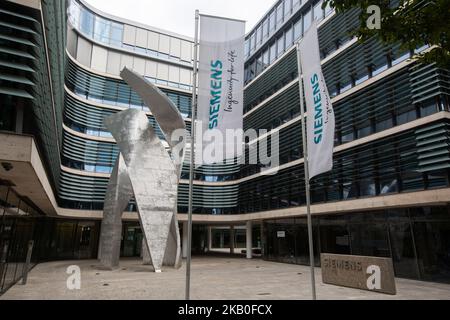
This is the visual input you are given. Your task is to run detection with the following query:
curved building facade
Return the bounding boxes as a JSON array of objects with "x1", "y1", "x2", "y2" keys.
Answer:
[{"x1": 1, "y1": 0, "x2": 449, "y2": 290}]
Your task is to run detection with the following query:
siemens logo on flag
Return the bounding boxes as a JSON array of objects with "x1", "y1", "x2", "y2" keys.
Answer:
[
  {"x1": 209, "y1": 60, "x2": 223, "y2": 129},
  {"x1": 311, "y1": 73, "x2": 323, "y2": 144}
]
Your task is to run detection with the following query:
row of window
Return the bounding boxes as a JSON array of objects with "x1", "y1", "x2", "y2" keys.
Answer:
[
  {"x1": 245, "y1": 0, "x2": 332, "y2": 83},
  {"x1": 69, "y1": 1, "x2": 192, "y2": 66},
  {"x1": 245, "y1": 43, "x2": 427, "y2": 116},
  {"x1": 73, "y1": 37, "x2": 193, "y2": 90},
  {"x1": 238, "y1": 165, "x2": 450, "y2": 214},
  {"x1": 66, "y1": 61, "x2": 192, "y2": 118},
  {"x1": 246, "y1": 0, "x2": 331, "y2": 59},
  {"x1": 240, "y1": 97, "x2": 448, "y2": 179}
]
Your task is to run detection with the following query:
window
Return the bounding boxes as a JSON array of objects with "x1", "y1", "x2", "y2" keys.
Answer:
[
  {"x1": 250, "y1": 33, "x2": 256, "y2": 54},
  {"x1": 314, "y1": 0, "x2": 324, "y2": 21},
  {"x1": 376, "y1": 117, "x2": 393, "y2": 132},
  {"x1": 285, "y1": 26, "x2": 293, "y2": 48},
  {"x1": 269, "y1": 11, "x2": 276, "y2": 33},
  {"x1": 357, "y1": 121, "x2": 372, "y2": 138},
  {"x1": 110, "y1": 22, "x2": 123, "y2": 46},
  {"x1": 284, "y1": 0, "x2": 292, "y2": 18},
  {"x1": 420, "y1": 98, "x2": 437, "y2": 117},
  {"x1": 244, "y1": 39, "x2": 250, "y2": 58},
  {"x1": 256, "y1": 25, "x2": 262, "y2": 46},
  {"x1": 293, "y1": 0, "x2": 302, "y2": 10},
  {"x1": 393, "y1": 51, "x2": 411, "y2": 65},
  {"x1": 93, "y1": 16, "x2": 110, "y2": 44},
  {"x1": 80, "y1": 8, "x2": 94, "y2": 37},
  {"x1": 262, "y1": 19, "x2": 269, "y2": 41},
  {"x1": 270, "y1": 42, "x2": 277, "y2": 63},
  {"x1": 303, "y1": 9, "x2": 311, "y2": 31},
  {"x1": 372, "y1": 63, "x2": 388, "y2": 76},
  {"x1": 276, "y1": 2, "x2": 284, "y2": 25},
  {"x1": 396, "y1": 109, "x2": 417, "y2": 125},
  {"x1": 262, "y1": 49, "x2": 269, "y2": 68},
  {"x1": 355, "y1": 74, "x2": 369, "y2": 86},
  {"x1": 277, "y1": 36, "x2": 284, "y2": 57},
  {"x1": 294, "y1": 18, "x2": 302, "y2": 40},
  {"x1": 256, "y1": 55, "x2": 263, "y2": 75}
]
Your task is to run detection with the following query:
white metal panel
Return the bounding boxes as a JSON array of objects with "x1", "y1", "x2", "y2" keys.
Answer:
[
  {"x1": 91, "y1": 45, "x2": 108, "y2": 73},
  {"x1": 157, "y1": 62, "x2": 169, "y2": 80},
  {"x1": 168, "y1": 65, "x2": 179, "y2": 83},
  {"x1": 133, "y1": 57, "x2": 145, "y2": 75},
  {"x1": 123, "y1": 24, "x2": 136, "y2": 45},
  {"x1": 76, "y1": 36, "x2": 92, "y2": 67},
  {"x1": 147, "y1": 31, "x2": 159, "y2": 51},
  {"x1": 180, "y1": 40, "x2": 192, "y2": 62},
  {"x1": 107, "y1": 51, "x2": 121, "y2": 75},
  {"x1": 120, "y1": 54, "x2": 134, "y2": 70},
  {"x1": 136, "y1": 28, "x2": 148, "y2": 48},
  {"x1": 170, "y1": 37, "x2": 181, "y2": 57},
  {"x1": 159, "y1": 34, "x2": 170, "y2": 54},
  {"x1": 179, "y1": 68, "x2": 191, "y2": 85},
  {"x1": 66, "y1": 26, "x2": 78, "y2": 57},
  {"x1": 145, "y1": 60, "x2": 157, "y2": 78}
]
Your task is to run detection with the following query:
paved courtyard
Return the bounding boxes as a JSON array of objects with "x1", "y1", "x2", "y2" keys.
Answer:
[{"x1": 2, "y1": 256, "x2": 450, "y2": 300}]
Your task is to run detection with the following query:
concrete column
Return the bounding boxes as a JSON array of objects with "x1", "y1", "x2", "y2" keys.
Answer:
[
  {"x1": 182, "y1": 221, "x2": 188, "y2": 258},
  {"x1": 246, "y1": 221, "x2": 252, "y2": 259},
  {"x1": 230, "y1": 226, "x2": 235, "y2": 254},
  {"x1": 97, "y1": 236, "x2": 102, "y2": 259},
  {"x1": 15, "y1": 103, "x2": 24, "y2": 134},
  {"x1": 207, "y1": 226, "x2": 212, "y2": 251},
  {"x1": 142, "y1": 239, "x2": 152, "y2": 265}
]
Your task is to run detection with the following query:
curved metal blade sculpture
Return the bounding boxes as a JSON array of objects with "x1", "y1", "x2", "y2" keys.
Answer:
[{"x1": 99, "y1": 67, "x2": 187, "y2": 272}]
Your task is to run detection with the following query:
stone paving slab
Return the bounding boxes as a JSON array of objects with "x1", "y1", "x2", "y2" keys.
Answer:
[{"x1": 1, "y1": 257, "x2": 450, "y2": 300}]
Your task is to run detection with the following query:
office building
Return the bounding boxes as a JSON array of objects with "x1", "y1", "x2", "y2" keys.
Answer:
[{"x1": 1, "y1": 0, "x2": 449, "y2": 294}]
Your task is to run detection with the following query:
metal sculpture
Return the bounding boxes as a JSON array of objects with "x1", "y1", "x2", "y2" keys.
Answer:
[{"x1": 98, "y1": 68, "x2": 187, "y2": 272}]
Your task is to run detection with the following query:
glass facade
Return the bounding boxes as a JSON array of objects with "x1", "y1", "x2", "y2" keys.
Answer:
[{"x1": 263, "y1": 206, "x2": 450, "y2": 282}]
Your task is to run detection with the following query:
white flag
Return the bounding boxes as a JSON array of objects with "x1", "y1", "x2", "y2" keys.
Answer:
[
  {"x1": 298, "y1": 20, "x2": 335, "y2": 179},
  {"x1": 196, "y1": 14, "x2": 245, "y2": 165}
]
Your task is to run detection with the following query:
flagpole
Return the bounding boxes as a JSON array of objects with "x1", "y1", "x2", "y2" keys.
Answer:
[
  {"x1": 185, "y1": 9, "x2": 199, "y2": 301},
  {"x1": 296, "y1": 42, "x2": 317, "y2": 300}
]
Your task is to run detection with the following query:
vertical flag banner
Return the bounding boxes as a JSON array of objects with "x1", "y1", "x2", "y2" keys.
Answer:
[
  {"x1": 298, "y1": 20, "x2": 335, "y2": 179},
  {"x1": 197, "y1": 14, "x2": 245, "y2": 165}
]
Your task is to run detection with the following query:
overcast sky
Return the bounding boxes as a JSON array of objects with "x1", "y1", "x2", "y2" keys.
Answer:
[{"x1": 85, "y1": 0, "x2": 276, "y2": 37}]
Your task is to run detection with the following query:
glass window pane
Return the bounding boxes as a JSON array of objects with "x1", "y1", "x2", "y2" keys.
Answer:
[
  {"x1": 110, "y1": 22, "x2": 123, "y2": 46},
  {"x1": 277, "y1": 36, "x2": 284, "y2": 57},
  {"x1": 270, "y1": 42, "x2": 277, "y2": 63},
  {"x1": 262, "y1": 19, "x2": 269, "y2": 41},
  {"x1": 256, "y1": 55, "x2": 263, "y2": 75},
  {"x1": 276, "y1": 3, "x2": 284, "y2": 25},
  {"x1": 314, "y1": 0, "x2": 324, "y2": 21},
  {"x1": 285, "y1": 26, "x2": 293, "y2": 48},
  {"x1": 94, "y1": 16, "x2": 110, "y2": 44},
  {"x1": 284, "y1": 0, "x2": 292, "y2": 17},
  {"x1": 304, "y1": 9, "x2": 311, "y2": 31},
  {"x1": 250, "y1": 33, "x2": 256, "y2": 54},
  {"x1": 294, "y1": 18, "x2": 302, "y2": 40},
  {"x1": 244, "y1": 39, "x2": 250, "y2": 58},
  {"x1": 80, "y1": 8, "x2": 94, "y2": 37},
  {"x1": 269, "y1": 11, "x2": 276, "y2": 33},
  {"x1": 256, "y1": 25, "x2": 262, "y2": 46}
]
